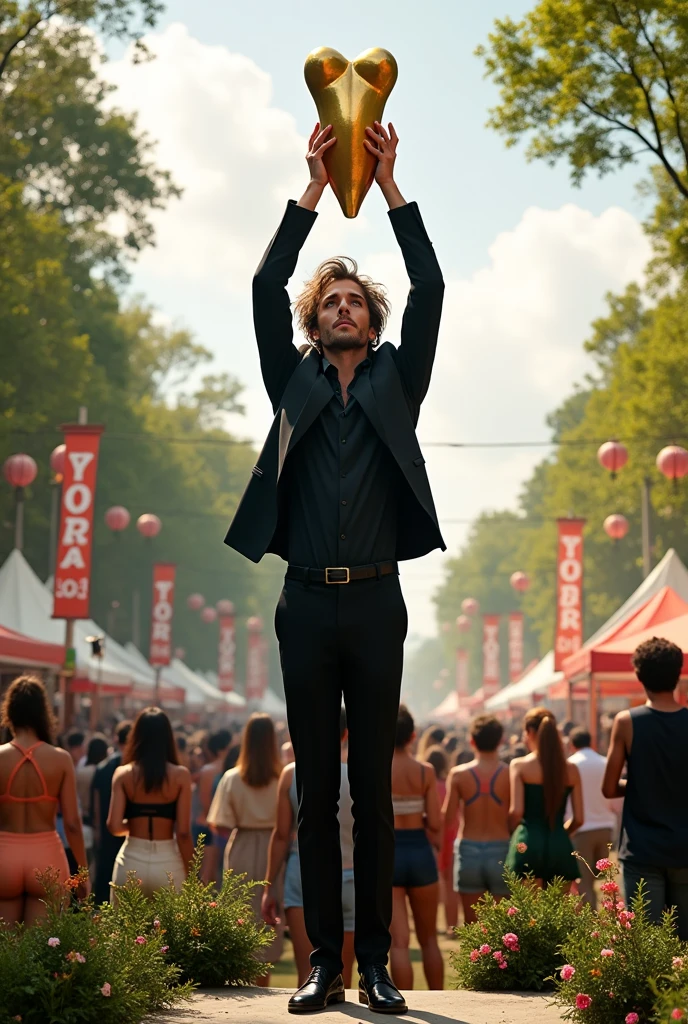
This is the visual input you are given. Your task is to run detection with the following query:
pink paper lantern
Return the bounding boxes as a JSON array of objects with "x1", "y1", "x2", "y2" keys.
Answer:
[
  {"x1": 604, "y1": 514, "x2": 629, "y2": 541},
  {"x1": 246, "y1": 616, "x2": 263, "y2": 633},
  {"x1": 456, "y1": 614, "x2": 472, "y2": 633},
  {"x1": 216, "y1": 599, "x2": 235, "y2": 616},
  {"x1": 201, "y1": 606, "x2": 217, "y2": 623},
  {"x1": 656, "y1": 445, "x2": 688, "y2": 483},
  {"x1": 137, "y1": 513, "x2": 162, "y2": 539},
  {"x1": 510, "y1": 571, "x2": 530, "y2": 593},
  {"x1": 50, "y1": 444, "x2": 66, "y2": 477},
  {"x1": 461, "y1": 598, "x2": 480, "y2": 616},
  {"x1": 187, "y1": 593, "x2": 205, "y2": 611},
  {"x1": 105, "y1": 506, "x2": 130, "y2": 532},
  {"x1": 597, "y1": 440, "x2": 628, "y2": 477},
  {"x1": 3, "y1": 454, "x2": 38, "y2": 489}
]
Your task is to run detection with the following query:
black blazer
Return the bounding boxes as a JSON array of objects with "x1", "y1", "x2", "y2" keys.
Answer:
[{"x1": 224, "y1": 199, "x2": 446, "y2": 564}]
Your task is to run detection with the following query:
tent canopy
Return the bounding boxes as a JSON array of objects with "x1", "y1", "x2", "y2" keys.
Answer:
[{"x1": 0, "y1": 623, "x2": 65, "y2": 670}]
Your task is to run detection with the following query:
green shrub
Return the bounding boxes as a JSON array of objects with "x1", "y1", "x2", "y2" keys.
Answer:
[
  {"x1": 652, "y1": 981, "x2": 688, "y2": 1023},
  {"x1": 451, "y1": 870, "x2": 582, "y2": 991},
  {"x1": 0, "y1": 870, "x2": 191, "y2": 1024},
  {"x1": 111, "y1": 842, "x2": 274, "y2": 987},
  {"x1": 554, "y1": 860, "x2": 688, "y2": 1024}
]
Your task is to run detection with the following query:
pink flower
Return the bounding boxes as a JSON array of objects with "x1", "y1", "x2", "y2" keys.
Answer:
[
  {"x1": 600, "y1": 881, "x2": 619, "y2": 894},
  {"x1": 100, "y1": 983, "x2": 111, "y2": 997},
  {"x1": 560, "y1": 965, "x2": 576, "y2": 981},
  {"x1": 161, "y1": 945, "x2": 169, "y2": 953},
  {"x1": 625, "y1": 1014, "x2": 639, "y2": 1024},
  {"x1": 209, "y1": 901, "x2": 217, "y2": 908},
  {"x1": 600, "y1": 949, "x2": 614, "y2": 957},
  {"x1": 76, "y1": 953, "x2": 86, "y2": 963},
  {"x1": 673, "y1": 957, "x2": 685, "y2": 969},
  {"x1": 671, "y1": 1011, "x2": 685, "y2": 1021},
  {"x1": 498, "y1": 960, "x2": 508, "y2": 970},
  {"x1": 493, "y1": 951, "x2": 504, "y2": 961},
  {"x1": 507, "y1": 906, "x2": 519, "y2": 916},
  {"x1": 590, "y1": 931, "x2": 600, "y2": 939},
  {"x1": 596, "y1": 858, "x2": 612, "y2": 871},
  {"x1": 153, "y1": 919, "x2": 161, "y2": 929},
  {"x1": 502, "y1": 932, "x2": 520, "y2": 952},
  {"x1": 480, "y1": 924, "x2": 488, "y2": 934},
  {"x1": 575, "y1": 994, "x2": 592, "y2": 1010},
  {"x1": 237, "y1": 918, "x2": 245, "y2": 926},
  {"x1": 469, "y1": 949, "x2": 480, "y2": 962},
  {"x1": 602, "y1": 900, "x2": 614, "y2": 911},
  {"x1": 480, "y1": 944, "x2": 491, "y2": 955},
  {"x1": 616, "y1": 900, "x2": 625, "y2": 911},
  {"x1": 47, "y1": 937, "x2": 60, "y2": 947},
  {"x1": 516, "y1": 842, "x2": 527, "y2": 854},
  {"x1": 135, "y1": 936, "x2": 146, "y2": 945}
]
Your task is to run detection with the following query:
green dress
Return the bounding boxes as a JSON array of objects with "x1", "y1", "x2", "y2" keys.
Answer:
[{"x1": 505, "y1": 783, "x2": 577, "y2": 883}]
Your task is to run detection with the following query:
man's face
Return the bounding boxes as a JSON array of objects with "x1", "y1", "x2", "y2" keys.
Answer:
[{"x1": 312, "y1": 278, "x2": 376, "y2": 353}]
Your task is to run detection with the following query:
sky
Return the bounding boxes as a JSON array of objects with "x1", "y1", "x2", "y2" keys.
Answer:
[{"x1": 100, "y1": 0, "x2": 654, "y2": 641}]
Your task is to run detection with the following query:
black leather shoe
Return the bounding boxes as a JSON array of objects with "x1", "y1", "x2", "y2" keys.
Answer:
[
  {"x1": 288, "y1": 967, "x2": 345, "y2": 1014},
  {"x1": 358, "y1": 965, "x2": 407, "y2": 1014}
]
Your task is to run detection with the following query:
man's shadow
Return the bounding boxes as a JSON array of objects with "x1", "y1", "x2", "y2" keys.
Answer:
[{"x1": 334, "y1": 1003, "x2": 469, "y2": 1024}]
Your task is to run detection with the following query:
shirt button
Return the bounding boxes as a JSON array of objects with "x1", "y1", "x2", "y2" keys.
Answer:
[
  {"x1": 341, "y1": 500, "x2": 347, "y2": 506},
  {"x1": 340, "y1": 533, "x2": 346, "y2": 540},
  {"x1": 341, "y1": 438, "x2": 347, "y2": 444}
]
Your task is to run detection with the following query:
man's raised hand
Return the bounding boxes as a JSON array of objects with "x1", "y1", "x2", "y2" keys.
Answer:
[
  {"x1": 364, "y1": 121, "x2": 398, "y2": 185},
  {"x1": 306, "y1": 122, "x2": 336, "y2": 188}
]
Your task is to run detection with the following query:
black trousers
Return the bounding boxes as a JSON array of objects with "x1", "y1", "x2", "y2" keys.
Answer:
[{"x1": 275, "y1": 571, "x2": 407, "y2": 973}]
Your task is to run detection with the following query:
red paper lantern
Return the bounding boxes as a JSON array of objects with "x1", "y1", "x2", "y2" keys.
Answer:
[
  {"x1": 456, "y1": 614, "x2": 472, "y2": 633},
  {"x1": 187, "y1": 593, "x2": 205, "y2": 611},
  {"x1": 201, "y1": 606, "x2": 217, "y2": 623},
  {"x1": 510, "y1": 571, "x2": 530, "y2": 593},
  {"x1": 50, "y1": 444, "x2": 66, "y2": 478},
  {"x1": 137, "y1": 513, "x2": 162, "y2": 539},
  {"x1": 604, "y1": 514, "x2": 629, "y2": 541},
  {"x1": 3, "y1": 453, "x2": 38, "y2": 489},
  {"x1": 597, "y1": 440, "x2": 628, "y2": 477},
  {"x1": 461, "y1": 597, "x2": 480, "y2": 616},
  {"x1": 216, "y1": 599, "x2": 235, "y2": 616},
  {"x1": 247, "y1": 616, "x2": 263, "y2": 633},
  {"x1": 105, "y1": 506, "x2": 130, "y2": 532},
  {"x1": 174, "y1": 646, "x2": 186, "y2": 660},
  {"x1": 656, "y1": 445, "x2": 688, "y2": 483}
]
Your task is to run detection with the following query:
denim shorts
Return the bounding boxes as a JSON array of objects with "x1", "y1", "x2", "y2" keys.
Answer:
[
  {"x1": 393, "y1": 829, "x2": 438, "y2": 889},
  {"x1": 454, "y1": 839, "x2": 510, "y2": 895},
  {"x1": 283, "y1": 850, "x2": 355, "y2": 931}
]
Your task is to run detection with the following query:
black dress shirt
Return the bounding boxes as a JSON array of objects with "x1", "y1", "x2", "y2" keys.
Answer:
[{"x1": 284, "y1": 354, "x2": 402, "y2": 568}]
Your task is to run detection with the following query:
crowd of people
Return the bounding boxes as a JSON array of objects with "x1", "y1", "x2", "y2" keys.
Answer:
[{"x1": 1, "y1": 635, "x2": 687, "y2": 989}]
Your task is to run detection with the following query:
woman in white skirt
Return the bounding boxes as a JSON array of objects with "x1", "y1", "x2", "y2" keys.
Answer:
[
  {"x1": 107, "y1": 707, "x2": 193, "y2": 901},
  {"x1": 208, "y1": 713, "x2": 283, "y2": 985}
]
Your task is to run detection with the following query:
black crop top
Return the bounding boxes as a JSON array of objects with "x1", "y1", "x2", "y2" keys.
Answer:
[{"x1": 124, "y1": 797, "x2": 177, "y2": 839}]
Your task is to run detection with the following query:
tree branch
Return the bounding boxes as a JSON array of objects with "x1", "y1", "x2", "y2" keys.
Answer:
[{"x1": 634, "y1": 7, "x2": 688, "y2": 173}]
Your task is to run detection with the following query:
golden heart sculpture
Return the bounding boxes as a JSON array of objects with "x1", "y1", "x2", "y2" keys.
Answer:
[{"x1": 304, "y1": 46, "x2": 398, "y2": 218}]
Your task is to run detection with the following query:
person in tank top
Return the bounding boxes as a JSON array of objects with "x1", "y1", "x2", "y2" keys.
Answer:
[
  {"x1": 443, "y1": 714, "x2": 511, "y2": 924},
  {"x1": 0, "y1": 675, "x2": 88, "y2": 924},
  {"x1": 603, "y1": 637, "x2": 688, "y2": 939},
  {"x1": 389, "y1": 705, "x2": 443, "y2": 991},
  {"x1": 262, "y1": 706, "x2": 355, "y2": 988},
  {"x1": 107, "y1": 707, "x2": 193, "y2": 901}
]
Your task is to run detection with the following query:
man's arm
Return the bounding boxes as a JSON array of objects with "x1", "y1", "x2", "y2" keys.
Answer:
[
  {"x1": 602, "y1": 711, "x2": 630, "y2": 799},
  {"x1": 365, "y1": 122, "x2": 445, "y2": 409},
  {"x1": 253, "y1": 124, "x2": 335, "y2": 409}
]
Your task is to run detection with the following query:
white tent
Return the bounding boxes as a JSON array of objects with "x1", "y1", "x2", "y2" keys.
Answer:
[
  {"x1": 485, "y1": 548, "x2": 688, "y2": 712},
  {"x1": 257, "y1": 687, "x2": 287, "y2": 719},
  {"x1": 0, "y1": 549, "x2": 151, "y2": 692}
]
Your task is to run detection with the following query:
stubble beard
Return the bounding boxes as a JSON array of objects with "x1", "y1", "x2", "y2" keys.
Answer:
[{"x1": 320, "y1": 325, "x2": 368, "y2": 353}]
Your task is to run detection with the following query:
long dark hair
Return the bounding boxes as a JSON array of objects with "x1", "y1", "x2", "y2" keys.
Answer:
[
  {"x1": 237, "y1": 713, "x2": 281, "y2": 788},
  {"x1": 0, "y1": 675, "x2": 56, "y2": 744},
  {"x1": 86, "y1": 733, "x2": 109, "y2": 766},
  {"x1": 524, "y1": 707, "x2": 566, "y2": 828},
  {"x1": 124, "y1": 707, "x2": 178, "y2": 792}
]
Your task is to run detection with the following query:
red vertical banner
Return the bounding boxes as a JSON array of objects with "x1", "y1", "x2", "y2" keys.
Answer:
[
  {"x1": 455, "y1": 648, "x2": 469, "y2": 701},
  {"x1": 246, "y1": 616, "x2": 263, "y2": 701},
  {"x1": 554, "y1": 518, "x2": 585, "y2": 670},
  {"x1": 482, "y1": 614, "x2": 501, "y2": 698},
  {"x1": 218, "y1": 610, "x2": 236, "y2": 692},
  {"x1": 149, "y1": 563, "x2": 176, "y2": 666},
  {"x1": 53, "y1": 425, "x2": 105, "y2": 619},
  {"x1": 508, "y1": 612, "x2": 524, "y2": 682}
]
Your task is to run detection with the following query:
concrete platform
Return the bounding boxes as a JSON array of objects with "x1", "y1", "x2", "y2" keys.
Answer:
[{"x1": 152, "y1": 987, "x2": 562, "y2": 1024}]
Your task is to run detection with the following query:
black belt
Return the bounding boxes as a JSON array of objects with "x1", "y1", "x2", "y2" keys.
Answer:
[{"x1": 286, "y1": 560, "x2": 398, "y2": 585}]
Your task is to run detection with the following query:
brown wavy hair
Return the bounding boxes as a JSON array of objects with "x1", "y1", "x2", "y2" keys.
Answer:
[
  {"x1": 294, "y1": 257, "x2": 391, "y2": 351},
  {"x1": 124, "y1": 707, "x2": 179, "y2": 793},
  {"x1": 237, "y1": 713, "x2": 282, "y2": 788},
  {"x1": 524, "y1": 707, "x2": 566, "y2": 829},
  {"x1": 1, "y1": 674, "x2": 56, "y2": 744}
]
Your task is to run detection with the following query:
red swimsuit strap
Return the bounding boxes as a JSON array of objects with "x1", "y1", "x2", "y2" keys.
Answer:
[{"x1": 0, "y1": 740, "x2": 58, "y2": 803}]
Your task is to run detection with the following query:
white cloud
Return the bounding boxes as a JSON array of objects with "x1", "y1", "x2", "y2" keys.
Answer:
[{"x1": 100, "y1": 25, "x2": 652, "y2": 637}]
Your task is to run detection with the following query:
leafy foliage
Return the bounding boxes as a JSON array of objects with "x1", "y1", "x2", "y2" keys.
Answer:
[{"x1": 451, "y1": 871, "x2": 581, "y2": 991}]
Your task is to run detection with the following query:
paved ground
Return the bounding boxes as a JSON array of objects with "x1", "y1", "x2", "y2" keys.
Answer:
[{"x1": 152, "y1": 987, "x2": 563, "y2": 1024}]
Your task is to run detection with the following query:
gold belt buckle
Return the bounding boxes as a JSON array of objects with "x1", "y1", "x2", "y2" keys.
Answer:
[{"x1": 325, "y1": 567, "x2": 350, "y2": 584}]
